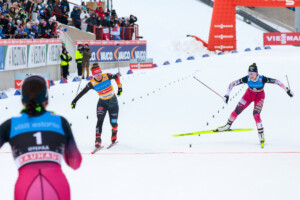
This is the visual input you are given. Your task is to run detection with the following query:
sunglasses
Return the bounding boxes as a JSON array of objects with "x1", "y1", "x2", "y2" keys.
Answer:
[
  {"x1": 93, "y1": 73, "x2": 102, "y2": 77},
  {"x1": 248, "y1": 72, "x2": 257, "y2": 75}
]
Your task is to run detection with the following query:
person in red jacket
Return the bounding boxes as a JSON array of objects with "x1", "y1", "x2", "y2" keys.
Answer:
[
  {"x1": 0, "y1": 75, "x2": 82, "y2": 200},
  {"x1": 95, "y1": 7, "x2": 105, "y2": 20}
]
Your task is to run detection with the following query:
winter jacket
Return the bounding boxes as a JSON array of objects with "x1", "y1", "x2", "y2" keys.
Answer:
[
  {"x1": 71, "y1": 8, "x2": 81, "y2": 27},
  {"x1": 82, "y1": 47, "x2": 91, "y2": 66}
]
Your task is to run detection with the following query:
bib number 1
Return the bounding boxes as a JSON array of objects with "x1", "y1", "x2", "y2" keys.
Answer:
[{"x1": 33, "y1": 132, "x2": 42, "y2": 145}]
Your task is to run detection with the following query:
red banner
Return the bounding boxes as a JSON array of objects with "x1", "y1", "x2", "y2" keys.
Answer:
[
  {"x1": 263, "y1": 32, "x2": 300, "y2": 46},
  {"x1": 130, "y1": 62, "x2": 153, "y2": 69}
]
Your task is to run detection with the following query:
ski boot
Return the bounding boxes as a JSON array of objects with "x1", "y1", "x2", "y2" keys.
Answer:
[
  {"x1": 216, "y1": 121, "x2": 232, "y2": 132},
  {"x1": 111, "y1": 129, "x2": 117, "y2": 143},
  {"x1": 95, "y1": 135, "x2": 101, "y2": 148},
  {"x1": 258, "y1": 129, "x2": 265, "y2": 148}
]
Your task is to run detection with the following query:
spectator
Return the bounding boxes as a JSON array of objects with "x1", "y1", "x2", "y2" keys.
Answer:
[
  {"x1": 80, "y1": 9, "x2": 89, "y2": 31},
  {"x1": 61, "y1": 0, "x2": 70, "y2": 13},
  {"x1": 8, "y1": 7, "x2": 16, "y2": 19},
  {"x1": 61, "y1": 7, "x2": 68, "y2": 25},
  {"x1": 39, "y1": 20, "x2": 48, "y2": 38},
  {"x1": 47, "y1": 18, "x2": 56, "y2": 37},
  {"x1": 86, "y1": 13, "x2": 97, "y2": 33},
  {"x1": 60, "y1": 48, "x2": 72, "y2": 79},
  {"x1": 71, "y1": 6, "x2": 81, "y2": 29},
  {"x1": 81, "y1": 2, "x2": 87, "y2": 12},
  {"x1": 53, "y1": 2, "x2": 62, "y2": 22},
  {"x1": 95, "y1": 7, "x2": 105, "y2": 20},
  {"x1": 129, "y1": 14, "x2": 137, "y2": 26},
  {"x1": 75, "y1": 44, "x2": 83, "y2": 77},
  {"x1": 82, "y1": 43, "x2": 91, "y2": 79}
]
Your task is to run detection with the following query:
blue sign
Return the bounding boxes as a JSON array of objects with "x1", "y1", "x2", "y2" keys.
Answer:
[{"x1": 89, "y1": 43, "x2": 147, "y2": 63}]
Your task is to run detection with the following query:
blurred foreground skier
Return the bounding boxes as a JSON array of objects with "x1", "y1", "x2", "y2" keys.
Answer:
[{"x1": 0, "y1": 75, "x2": 82, "y2": 200}]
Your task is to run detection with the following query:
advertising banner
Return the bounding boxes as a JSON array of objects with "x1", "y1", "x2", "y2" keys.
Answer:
[
  {"x1": 5, "y1": 45, "x2": 28, "y2": 70},
  {"x1": 28, "y1": 45, "x2": 47, "y2": 67},
  {"x1": 0, "y1": 39, "x2": 62, "y2": 70},
  {"x1": 130, "y1": 58, "x2": 153, "y2": 69},
  {"x1": 76, "y1": 40, "x2": 147, "y2": 62},
  {"x1": 0, "y1": 46, "x2": 4, "y2": 70},
  {"x1": 15, "y1": 73, "x2": 50, "y2": 89},
  {"x1": 263, "y1": 32, "x2": 300, "y2": 46},
  {"x1": 47, "y1": 44, "x2": 62, "y2": 65}
]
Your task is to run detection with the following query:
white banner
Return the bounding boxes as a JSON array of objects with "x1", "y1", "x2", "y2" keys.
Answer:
[
  {"x1": 5, "y1": 45, "x2": 27, "y2": 70},
  {"x1": 47, "y1": 44, "x2": 62, "y2": 65},
  {"x1": 28, "y1": 45, "x2": 47, "y2": 67}
]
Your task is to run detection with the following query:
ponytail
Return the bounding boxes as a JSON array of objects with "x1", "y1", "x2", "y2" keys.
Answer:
[{"x1": 25, "y1": 99, "x2": 43, "y2": 117}]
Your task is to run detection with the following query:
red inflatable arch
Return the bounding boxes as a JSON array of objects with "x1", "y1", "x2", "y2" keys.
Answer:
[{"x1": 208, "y1": 0, "x2": 300, "y2": 51}]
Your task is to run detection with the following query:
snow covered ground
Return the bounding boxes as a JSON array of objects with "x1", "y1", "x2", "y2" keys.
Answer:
[{"x1": 1, "y1": 0, "x2": 300, "y2": 199}]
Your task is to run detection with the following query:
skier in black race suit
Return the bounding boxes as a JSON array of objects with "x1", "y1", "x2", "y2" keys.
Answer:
[
  {"x1": 71, "y1": 63, "x2": 122, "y2": 148},
  {"x1": 0, "y1": 75, "x2": 82, "y2": 200}
]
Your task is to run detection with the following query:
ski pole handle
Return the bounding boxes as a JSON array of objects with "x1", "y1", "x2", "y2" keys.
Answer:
[{"x1": 193, "y1": 76, "x2": 223, "y2": 99}]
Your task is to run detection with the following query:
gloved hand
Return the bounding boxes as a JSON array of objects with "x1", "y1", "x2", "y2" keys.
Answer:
[
  {"x1": 223, "y1": 95, "x2": 229, "y2": 104},
  {"x1": 117, "y1": 87, "x2": 122, "y2": 96},
  {"x1": 71, "y1": 101, "x2": 76, "y2": 109},
  {"x1": 287, "y1": 88, "x2": 294, "y2": 97}
]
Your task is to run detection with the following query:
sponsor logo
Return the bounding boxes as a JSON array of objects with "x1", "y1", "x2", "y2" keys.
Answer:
[
  {"x1": 98, "y1": 107, "x2": 103, "y2": 111},
  {"x1": 111, "y1": 119, "x2": 118, "y2": 123},
  {"x1": 266, "y1": 34, "x2": 300, "y2": 44},
  {"x1": 214, "y1": 35, "x2": 234, "y2": 40},
  {"x1": 130, "y1": 63, "x2": 153, "y2": 69},
  {"x1": 214, "y1": 24, "x2": 234, "y2": 29},
  {"x1": 214, "y1": 45, "x2": 234, "y2": 50},
  {"x1": 111, "y1": 113, "x2": 118, "y2": 116},
  {"x1": 16, "y1": 151, "x2": 62, "y2": 167}
]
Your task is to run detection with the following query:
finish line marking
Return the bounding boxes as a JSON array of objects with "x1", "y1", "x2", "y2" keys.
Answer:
[{"x1": 1, "y1": 152, "x2": 300, "y2": 155}]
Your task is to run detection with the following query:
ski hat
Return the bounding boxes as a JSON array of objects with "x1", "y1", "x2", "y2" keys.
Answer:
[
  {"x1": 91, "y1": 63, "x2": 102, "y2": 75},
  {"x1": 21, "y1": 75, "x2": 48, "y2": 104},
  {"x1": 248, "y1": 63, "x2": 258, "y2": 73}
]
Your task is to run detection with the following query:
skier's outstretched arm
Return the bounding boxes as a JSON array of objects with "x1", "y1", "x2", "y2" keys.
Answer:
[
  {"x1": 71, "y1": 82, "x2": 93, "y2": 109},
  {"x1": 62, "y1": 117, "x2": 82, "y2": 170},
  {"x1": 108, "y1": 73, "x2": 122, "y2": 96},
  {"x1": 224, "y1": 76, "x2": 248, "y2": 103},
  {"x1": 263, "y1": 77, "x2": 294, "y2": 97}
]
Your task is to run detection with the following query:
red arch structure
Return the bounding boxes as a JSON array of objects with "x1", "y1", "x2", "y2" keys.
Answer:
[{"x1": 208, "y1": 0, "x2": 300, "y2": 51}]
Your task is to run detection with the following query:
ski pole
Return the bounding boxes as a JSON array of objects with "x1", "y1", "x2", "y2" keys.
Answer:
[
  {"x1": 117, "y1": 43, "x2": 120, "y2": 75},
  {"x1": 75, "y1": 77, "x2": 83, "y2": 96},
  {"x1": 286, "y1": 75, "x2": 291, "y2": 89},
  {"x1": 193, "y1": 76, "x2": 223, "y2": 99}
]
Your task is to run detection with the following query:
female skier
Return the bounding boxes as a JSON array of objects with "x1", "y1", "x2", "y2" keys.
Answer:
[
  {"x1": 0, "y1": 75, "x2": 82, "y2": 200},
  {"x1": 71, "y1": 63, "x2": 122, "y2": 148},
  {"x1": 217, "y1": 63, "x2": 294, "y2": 147}
]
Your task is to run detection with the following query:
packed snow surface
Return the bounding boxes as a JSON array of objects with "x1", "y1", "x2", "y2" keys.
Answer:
[{"x1": 1, "y1": 0, "x2": 300, "y2": 199}]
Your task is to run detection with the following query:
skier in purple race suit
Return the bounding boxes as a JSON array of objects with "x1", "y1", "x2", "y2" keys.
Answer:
[
  {"x1": 0, "y1": 75, "x2": 82, "y2": 200},
  {"x1": 217, "y1": 63, "x2": 294, "y2": 147}
]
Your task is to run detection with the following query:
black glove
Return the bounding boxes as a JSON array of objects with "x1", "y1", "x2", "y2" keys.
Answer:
[
  {"x1": 117, "y1": 87, "x2": 122, "y2": 96},
  {"x1": 71, "y1": 101, "x2": 76, "y2": 109},
  {"x1": 223, "y1": 95, "x2": 229, "y2": 104},
  {"x1": 287, "y1": 88, "x2": 294, "y2": 97}
]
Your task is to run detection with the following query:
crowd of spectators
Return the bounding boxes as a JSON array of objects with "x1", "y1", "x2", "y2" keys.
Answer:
[
  {"x1": 0, "y1": 0, "x2": 62, "y2": 39},
  {"x1": 0, "y1": 0, "x2": 138, "y2": 40},
  {"x1": 69, "y1": 4, "x2": 138, "y2": 40}
]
